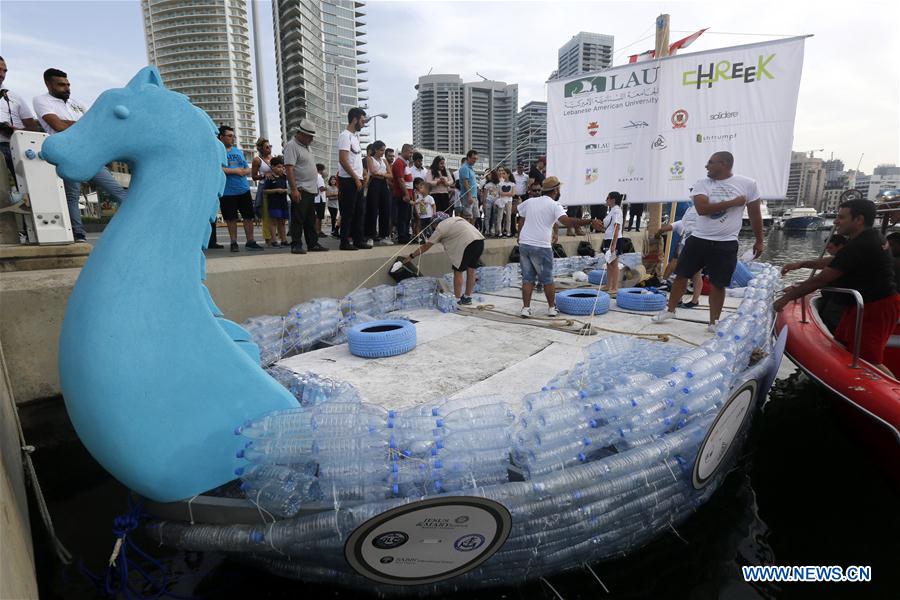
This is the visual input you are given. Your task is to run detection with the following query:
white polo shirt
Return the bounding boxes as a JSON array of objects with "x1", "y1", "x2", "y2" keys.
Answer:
[
  {"x1": 33, "y1": 93, "x2": 88, "y2": 134},
  {"x1": 336, "y1": 129, "x2": 362, "y2": 179},
  {"x1": 1, "y1": 90, "x2": 36, "y2": 143}
]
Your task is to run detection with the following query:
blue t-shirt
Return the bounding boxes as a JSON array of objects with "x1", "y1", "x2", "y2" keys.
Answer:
[
  {"x1": 458, "y1": 163, "x2": 477, "y2": 202},
  {"x1": 222, "y1": 146, "x2": 250, "y2": 196}
]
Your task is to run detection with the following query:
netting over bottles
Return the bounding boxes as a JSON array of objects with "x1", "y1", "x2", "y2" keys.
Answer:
[{"x1": 153, "y1": 260, "x2": 782, "y2": 593}]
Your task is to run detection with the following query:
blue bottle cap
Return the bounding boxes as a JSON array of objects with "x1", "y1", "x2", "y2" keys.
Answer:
[
  {"x1": 582, "y1": 437, "x2": 591, "y2": 446},
  {"x1": 431, "y1": 447, "x2": 438, "y2": 456},
  {"x1": 435, "y1": 418, "x2": 445, "y2": 428},
  {"x1": 236, "y1": 449, "x2": 245, "y2": 458},
  {"x1": 434, "y1": 459, "x2": 442, "y2": 469},
  {"x1": 436, "y1": 439, "x2": 444, "y2": 449},
  {"x1": 392, "y1": 483, "x2": 399, "y2": 495},
  {"x1": 578, "y1": 453, "x2": 587, "y2": 462},
  {"x1": 402, "y1": 449, "x2": 411, "y2": 457},
  {"x1": 251, "y1": 531, "x2": 264, "y2": 543},
  {"x1": 589, "y1": 419, "x2": 599, "y2": 428},
  {"x1": 234, "y1": 467, "x2": 244, "y2": 476},
  {"x1": 388, "y1": 410, "x2": 396, "y2": 418},
  {"x1": 431, "y1": 407, "x2": 439, "y2": 416}
]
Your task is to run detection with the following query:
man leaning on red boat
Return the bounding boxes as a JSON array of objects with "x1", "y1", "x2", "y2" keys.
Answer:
[{"x1": 774, "y1": 199, "x2": 900, "y2": 378}]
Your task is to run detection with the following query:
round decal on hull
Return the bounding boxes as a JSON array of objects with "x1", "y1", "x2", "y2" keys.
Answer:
[
  {"x1": 344, "y1": 496, "x2": 511, "y2": 585},
  {"x1": 693, "y1": 380, "x2": 758, "y2": 489}
]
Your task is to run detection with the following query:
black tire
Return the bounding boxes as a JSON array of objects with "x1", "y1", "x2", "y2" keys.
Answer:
[{"x1": 347, "y1": 319, "x2": 417, "y2": 358}]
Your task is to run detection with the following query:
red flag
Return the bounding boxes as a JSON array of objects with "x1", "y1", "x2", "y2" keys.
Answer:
[
  {"x1": 668, "y1": 28, "x2": 708, "y2": 55},
  {"x1": 628, "y1": 49, "x2": 656, "y2": 64}
]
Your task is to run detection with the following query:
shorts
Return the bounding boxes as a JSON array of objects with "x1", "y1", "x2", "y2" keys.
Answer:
[
  {"x1": 675, "y1": 236, "x2": 738, "y2": 289},
  {"x1": 458, "y1": 201, "x2": 475, "y2": 218},
  {"x1": 268, "y1": 207, "x2": 289, "y2": 220},
  {"x1": 519, "y1": 243, "x2": 554, "y2": 285},
  {"x1": 834, "y1": 293, "x2": 900, "y2": 365},
  {"x1": 601, "y1": 237, "x2": 628, "y2": 256},
  {"x1": 453, "y1": 239, "x2": 484, "y2": 272},
  {"x1": 220, "y1": 191, "x2": 254, "y2": 221},
  {"x1": 314, "y1": 202, "x2": 326, "y2": 220}
]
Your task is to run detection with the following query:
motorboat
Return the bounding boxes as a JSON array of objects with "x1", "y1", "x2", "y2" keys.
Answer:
[
  {"x1": 776, "y1": 291, "x2": 900, "y2": 481},
  {"x1": 742, "y1": 200, "x2": 774, "y2": 231},
  {"x1": 781, "y1": 207, "x2": 825, "y2": 232}
]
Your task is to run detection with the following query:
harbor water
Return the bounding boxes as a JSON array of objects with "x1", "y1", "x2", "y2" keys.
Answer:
[{"x1": 27, "y1": 228, "x2": 900, "y2": 599}]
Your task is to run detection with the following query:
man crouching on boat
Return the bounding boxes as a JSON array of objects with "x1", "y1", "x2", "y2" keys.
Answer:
[
  {"x1": 652, "y1": 151, "x2": 764, "y2": 331},
  {"x1": 774, "y1": 199, "x2": 900, "y2": 377}
]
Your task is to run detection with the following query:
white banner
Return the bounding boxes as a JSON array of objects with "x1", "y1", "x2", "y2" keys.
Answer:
[{"x1": 547, "y1": 37, "x2": 805, "y2": 204}]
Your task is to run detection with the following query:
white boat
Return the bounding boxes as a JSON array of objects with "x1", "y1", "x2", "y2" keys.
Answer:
[
  {"x1": 781, "y1": 207, "x2": 825, "y2": 231},
  {"x1": 742, "y1": 200, "x2": 774, "y2": 230}
]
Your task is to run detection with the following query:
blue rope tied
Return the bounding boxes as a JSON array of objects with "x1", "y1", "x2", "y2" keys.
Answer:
[{"x1": 77, "y1": 494, "x2": 195, "y2": 600}]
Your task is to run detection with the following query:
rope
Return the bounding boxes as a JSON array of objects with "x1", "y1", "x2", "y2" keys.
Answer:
[{"x1": 0, "y1": 340, "x2": 73, "y2": 566}]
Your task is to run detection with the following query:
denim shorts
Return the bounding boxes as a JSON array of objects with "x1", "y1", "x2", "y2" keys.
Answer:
[{"x1": 519, "y1": 243, "x2": 554, "y2": 285}]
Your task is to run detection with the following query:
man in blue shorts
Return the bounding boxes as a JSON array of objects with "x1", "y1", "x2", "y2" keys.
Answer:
[{"x1": 516, "y1": 176, "x2": 600, "y2": 318}]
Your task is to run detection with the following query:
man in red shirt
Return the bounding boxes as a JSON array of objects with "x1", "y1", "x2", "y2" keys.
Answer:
[{"x1": 391, "y1": 144, "x2": 414, "y2": 244}]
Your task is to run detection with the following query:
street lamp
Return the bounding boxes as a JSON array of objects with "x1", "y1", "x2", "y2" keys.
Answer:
[{"x1": 366, "y1": 113, "x2": 388, "y2": 140}]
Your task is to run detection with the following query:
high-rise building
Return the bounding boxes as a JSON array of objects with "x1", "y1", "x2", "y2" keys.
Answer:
[
  {"x1": 516, "y1": 101, "x2": 547, "y2": 167},
  {"x1": 142, "y1": 0, "x2": 257, "y2": 161},
  {"x1": 785, "y1": 151, "x2": 826, "y2": 210},
  {"x1": 873, "y1": 163, "x2": 900, "y2": 176},
  {"x1": 273, "y1": 0, "x2": 367, "y2": 172},
  {"x1": 412, "y1": 75, "x2": 464, "y2": 155},
  {"x1": 556, "y1": 32, "x2": 614, "y2": 79},
  {"x1": 412, "y1": 75, "x2": 517, "y2": 167},
  {"x1": 464, "y1": 80, "x2": 517, "y2": 167}
]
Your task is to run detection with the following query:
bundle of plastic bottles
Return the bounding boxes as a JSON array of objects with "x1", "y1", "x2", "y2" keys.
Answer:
[
  {"x1": 155, "y1": 264, "x2": 782, "y2": 592},
  {"x1": 552, "y1": 255, "x2": 599, "y2": 277},
  {"x1": 473, "y1": 266, "x2": 508, "y2": 292},
  {"x1": 241, "y1": 316, "x2": 289, "y2": 367},
  {"x1": 396, "y1": 277, "x2": 440, "y2": 310}
]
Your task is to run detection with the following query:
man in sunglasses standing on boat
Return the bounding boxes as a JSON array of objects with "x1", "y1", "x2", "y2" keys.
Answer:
[
  {"x1": 652, "y1": 151, "x2": 764, "y2": 331},
  {"x1": 775, "y1": 199, "x2": 899, "y2": 377}
]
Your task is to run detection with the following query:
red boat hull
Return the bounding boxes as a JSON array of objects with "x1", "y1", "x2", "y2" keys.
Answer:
[{"x1": 776, "y1": 295, "x2": 900, "y2": 481}]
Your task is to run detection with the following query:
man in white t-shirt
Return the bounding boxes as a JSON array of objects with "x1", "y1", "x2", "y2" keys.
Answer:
[
  {"x1": 336, "y1": 107, "x2": 367, "y2": 250},
  {"x1": 0, "y1": 56, "x2": 42, "y2": 176},
  {"x1": 652, "y1": 151, "x2": 764, "y2": 329},
  {"x1": 33, "y1": 68, "x2": 126, "y2": 242},
  {"x1": 516, "y1": 176, "x2": 601, "y2": 318}
]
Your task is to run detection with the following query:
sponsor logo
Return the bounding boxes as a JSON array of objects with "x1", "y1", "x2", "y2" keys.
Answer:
[
  {"x1": 671, "y1": 109, "x2": 689, "y2": 129},
  {"x1": 372, "y1": 531, "x2": 409, "y2": 550},
  {"x1": 585, "y1": 142, "x2": 610, "y2": 154},
  {"x1": 613, "y1": 141, "x2": 633, "y2": 151},
  {"x1": 617, "y1": 165, "x2": 644, "y2": 183},
  {"x1": 695, "y1": 132, "x2": 739, "y2": 143},
  {"x1": 380, "y1": 556, "x2": 394, "y2": 564},
  {"x1": 454, "y1": 534, "x2": 485, "y2": 552},
  {"x1": 585, "y1": 168, "x2": 599, "y2": 185},
  {"x1": 587, "y1": 121, "x2": 599, "y2": 136},
  {"x1": 454, "y1": 516, "x2": 470, "y2": 524},
  {"x1": 682, "y1": 54, "x2": 776, "y2": 89},
  {"x1": 650, "y1": 134, "x2": 668, "y2": 150},
  {"x1": 563, "y1": 67, "x2": 660, "y2": 97},
  {"x1": 669, "y1": 161, "x2": 685, "y2": 181},
  {"x1": 710, "y1": 111, "x2": 738, "y2": 120},
  {"x1": 623, "y1": 120, "x2": 650, "y2": 129}
]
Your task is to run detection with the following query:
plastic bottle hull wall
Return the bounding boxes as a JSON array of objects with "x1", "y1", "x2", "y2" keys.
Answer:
[{"x1": 151, "y1": 260, "x2": 784, "y2": 592}]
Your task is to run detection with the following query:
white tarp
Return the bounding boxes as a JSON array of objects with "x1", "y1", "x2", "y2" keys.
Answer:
[{"x1": 547, "y1": 36, "x2": 806, "y2": 205}]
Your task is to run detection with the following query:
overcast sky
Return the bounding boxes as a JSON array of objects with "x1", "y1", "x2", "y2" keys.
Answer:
[{"x1": 2, "y1": 0, "x2": 897, "y2": 172}]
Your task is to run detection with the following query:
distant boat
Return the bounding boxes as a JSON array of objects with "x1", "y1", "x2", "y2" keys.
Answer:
[
  {"x1": 781, "y1": 207, "x2": 824, "y2": 231},
  {"x1": 742, "y1": 200, "x2": 774, "y2": 230}
]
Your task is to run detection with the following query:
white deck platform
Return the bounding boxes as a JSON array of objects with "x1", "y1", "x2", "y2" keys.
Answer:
[{"x1": 276, "y1": 281, "x2": 786, "y2": 411}]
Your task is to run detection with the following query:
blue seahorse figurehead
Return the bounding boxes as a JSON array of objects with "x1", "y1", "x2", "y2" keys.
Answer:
[{"x1": 43, "y1": 67, "x2": 298, "y2": 502}]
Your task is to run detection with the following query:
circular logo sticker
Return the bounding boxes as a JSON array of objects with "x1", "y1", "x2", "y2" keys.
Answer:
[
  {"x1": 344, "y1": 496, "x2": 511, "y2": 586},
  {"x1": 454, "y1": 534, "x2": 485, "y2": 552},
  {"x1": 693, "y1": 380, "x2": 758, "y2": 489},
  {"x1": 672, "y1": 109, "x2": 689, "y2": 129},
  {"x1": 372, "y1": 531, "x2": 408, "y2": 550}
]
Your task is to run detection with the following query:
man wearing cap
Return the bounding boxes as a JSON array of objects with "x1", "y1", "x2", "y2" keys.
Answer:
[
  {"x1": 516, "y1": 176, "x2": 601, "y2": 318},
  {"x1": 284, "y1": 119, "x2": 328, "y2": 254},
  {"x1": 402, "y1": 212, "x2": 485, "y2": 305}
]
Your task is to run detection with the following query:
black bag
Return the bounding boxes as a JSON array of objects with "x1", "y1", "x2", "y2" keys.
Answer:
[
  {"x1": 577, "y1": 241, "x2": 595, "y2": 257},
  {"x1": 552, "y1": 243, "x2": 567, "y2": 258},
  {"x1": 388, "y1": 259, "x2": 420, "y2": 282},
  {"x1": 508, "y1": 245, "x2": 520, "y2": 263}
]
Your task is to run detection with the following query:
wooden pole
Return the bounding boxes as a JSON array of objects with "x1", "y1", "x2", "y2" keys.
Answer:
[{"x1": 646, "y1": 14, "x2": 670, "y2": 276}]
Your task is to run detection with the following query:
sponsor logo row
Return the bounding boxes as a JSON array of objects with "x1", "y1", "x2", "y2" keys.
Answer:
[
  {"x1": 584, "y1": 160, "x2": 692, "y2": 185},
  {"x1": 585, "y1": 110, "x2": 738, "y2": 137}
]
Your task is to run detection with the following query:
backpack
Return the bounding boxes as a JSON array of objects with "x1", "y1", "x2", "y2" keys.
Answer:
[
  {"x1": 577, "y1": 240, "x2": 595, "y2": 257},
  {"x1": 552, "y1": 243, "x2": 567, "y2": 258},
  {"x1": 508, "y1": 245, "x2": 520, "y2": 263}
]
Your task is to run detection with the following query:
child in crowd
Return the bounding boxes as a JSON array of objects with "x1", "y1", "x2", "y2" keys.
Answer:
[
  {"x1": 414, "y1": 178, "x2": 436, "y2": 242},
  {"x1": 495, "y1": 167, "x2": 515, "y2": 237},
  {"x1": 315, "y1": 163, "x2": 327, "y2": 236},
  {"x1": 264, "y1": 156, "x2": 290, "y2": 247},
  {"x1": 481, "y1": 170, "x2": 499, "y2": 236}
]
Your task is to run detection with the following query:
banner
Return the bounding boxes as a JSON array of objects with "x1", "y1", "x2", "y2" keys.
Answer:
[{"x1": 547, "y1": 36, "x2": 806, "y2": 204}]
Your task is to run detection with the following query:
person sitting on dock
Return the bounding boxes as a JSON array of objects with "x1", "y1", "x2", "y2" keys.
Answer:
[
  {"x1": 780, "y1": 234, "x2": 848, "y2": 333},
  {"x1": 402, "y1": 212, "x2": 484, "y2": 305},
  {"x1": 516, "y1": 176, "x2": 601, "y2": 318},
  {"x1": 774, "y1": 200, "x2": 900, "y2": 376},
  {"x1": 652, "y1": 151, "x2": 764, "y2": 331}
]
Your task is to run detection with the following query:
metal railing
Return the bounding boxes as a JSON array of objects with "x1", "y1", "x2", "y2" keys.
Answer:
[{"x1": 799, "y1": 287, "x2": 865, "y2": 368}]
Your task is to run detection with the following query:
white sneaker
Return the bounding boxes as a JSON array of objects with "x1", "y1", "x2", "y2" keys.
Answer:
[
  {"x1": 520, "y1": 306, "x2": 533, "y2": 318},
  {"x1": 379, "y1": 239, "x2": 395, "y2": 246},
  {"x1": 547, "y1": 306, "x2": 559, "y2": 317},
  {"x1": 651, "y1": 310, "x2": 676, "y2": 323},
  {"x1": 706, "y1": 321, "x2": 718, "y2": 333}
]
